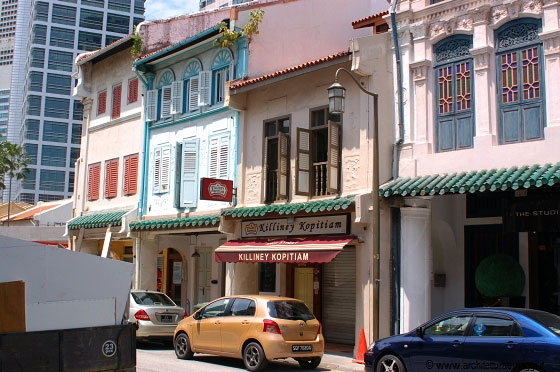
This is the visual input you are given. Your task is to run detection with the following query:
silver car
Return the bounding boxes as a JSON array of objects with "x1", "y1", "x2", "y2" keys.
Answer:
[{"x1": 129, "y1": 290, "x2": 185, "y2": 341}]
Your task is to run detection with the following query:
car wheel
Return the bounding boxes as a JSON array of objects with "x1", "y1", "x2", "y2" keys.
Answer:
[
  {"x1": 376, "y1": 355, "x2": 406, "y2": 372},
  {"x1": 297, "y1": 357, "x2": 322, "y2": 369},
  {"x1": 243, "y1": 342, "x2": 268, "y2": 372},
  {"x1": 174, "y1": 333, "x2": 194, "y2": 360}
]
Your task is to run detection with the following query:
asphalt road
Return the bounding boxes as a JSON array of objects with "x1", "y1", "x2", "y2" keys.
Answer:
[{"x1": 136, "y1": 341, "x2": 364, "y2": 372}]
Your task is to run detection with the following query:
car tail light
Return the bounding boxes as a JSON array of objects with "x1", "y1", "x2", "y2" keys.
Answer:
[
  {"x1": 263, "y1": 319, "x2": 281, "y2": 334},
  {"x1": 183, "y1": 311, "x2": 188, "y2": 318},
  {"x1": 134, "y1": 309, "x2": 150, "y2": 321},
  {"x1": 317, "y1": 322, "x2": 322, "y2": 335}
]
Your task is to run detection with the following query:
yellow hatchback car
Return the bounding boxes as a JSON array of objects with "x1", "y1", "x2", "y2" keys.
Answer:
[{"x1": 173, "y1": 295, "x2": 324, "y2": 371}]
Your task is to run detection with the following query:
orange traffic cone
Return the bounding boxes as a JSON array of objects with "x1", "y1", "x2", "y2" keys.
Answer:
[{"x1": 352, "y1": 328, "x2": 367, "y2": 364}]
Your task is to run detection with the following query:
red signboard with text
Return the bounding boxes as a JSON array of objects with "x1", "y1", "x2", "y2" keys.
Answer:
[{"x1": 200, "y1": 178, "x2": 233, "y2": 202}]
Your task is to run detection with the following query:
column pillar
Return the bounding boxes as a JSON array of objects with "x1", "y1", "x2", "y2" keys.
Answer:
[
  {"x1": 540, "y1": 1, "x2": 560, "y2": 139},
  {"x1": 400, "y1": 206, "x2": 432, "y2": 333},
  {"x1": 137, "y1": 234, "x2": 159, "y2": 290}
]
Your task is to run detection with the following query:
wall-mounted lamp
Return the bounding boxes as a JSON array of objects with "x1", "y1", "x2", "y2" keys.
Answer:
[{"x1": 191, "y1": 250, "x2": 200, "y2": 258}]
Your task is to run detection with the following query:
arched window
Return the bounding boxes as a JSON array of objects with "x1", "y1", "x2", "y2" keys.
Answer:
[
  {"x1": 157, "y1": 69, "x2": 175, "y2": 120},
  {"x1": 211, "y1": 48, "x2": 233, "y2": 105},
  {"x1": 433, "y1": 35, "x2": 474, "y2": 152},
  {"x1": 183, "y1": 58, "x2": 202, "y2": 113},
  {"x1": 496, "y1": 18, "x2": 544, "y2": 143}
]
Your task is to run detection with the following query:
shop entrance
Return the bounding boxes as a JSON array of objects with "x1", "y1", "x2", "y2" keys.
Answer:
[
  {"x1": 166, "y1": 248, "x2": 183, "y2": 306},
  {"x1": 529, "y1": 232, "x2": 560, "y2": 315},
  {"x1": 294, "y1": 267, "x2": 314, "y2": 312}
]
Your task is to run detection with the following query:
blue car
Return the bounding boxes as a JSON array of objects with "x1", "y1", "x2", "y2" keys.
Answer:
[{"x1": 365, "y1": 308, "x2": 560, "y2": 372}]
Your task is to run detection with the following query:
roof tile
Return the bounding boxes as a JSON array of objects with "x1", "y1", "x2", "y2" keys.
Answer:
[{"x1": 129, "y1": 214, "x2": 220, "y2": 231}]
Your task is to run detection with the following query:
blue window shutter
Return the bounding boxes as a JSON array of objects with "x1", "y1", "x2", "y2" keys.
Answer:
[
  {"x1": 180, "y1": 139, "x2": 199, "y2": 208},
  {"x1": 157, "y1": 88, "x2": 162, "y2": 121}
]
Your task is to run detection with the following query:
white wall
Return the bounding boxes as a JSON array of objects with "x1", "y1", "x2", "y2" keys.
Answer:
[{"x1": 0, "y1": 236, "x2": 133, "y2": 332}]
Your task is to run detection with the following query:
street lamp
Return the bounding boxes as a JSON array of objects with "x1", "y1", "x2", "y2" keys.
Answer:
[{"x1": 328, "y1": 68, "x2": 380, "y2": 342}]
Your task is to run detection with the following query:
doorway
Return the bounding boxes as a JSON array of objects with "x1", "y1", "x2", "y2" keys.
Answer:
[
  {"x1": 529, "y1": 232, "x2": 560, "y2": 315},
  {"x1": 294, "y1": 267, "x2": 314, "y2": 312},
  {"x1": 196, "y1": 247, "x2": 212, "y2": 304},
  {"x1": 166, "y1": 248, "x2": 183, "y2": 306}
]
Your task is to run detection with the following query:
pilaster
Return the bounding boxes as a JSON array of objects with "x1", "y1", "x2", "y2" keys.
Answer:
[
  {"x1": 540, "y1": 30, "x2": 560, "y2": 129},
  {"x1": 410, "y1": 59, "x2": 432, "y2": 155}
]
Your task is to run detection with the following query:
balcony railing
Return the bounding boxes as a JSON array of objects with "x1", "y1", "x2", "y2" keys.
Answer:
[
  {"x1": 265, "y1": 169, "x2": 278, "y2": 203},
  {"x1": 313, "y1": 161, "x2": 328, "y2": 196}
]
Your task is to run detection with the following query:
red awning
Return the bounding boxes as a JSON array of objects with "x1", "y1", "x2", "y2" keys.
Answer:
[{"x1": 215, "y1": 236, "x2": 355, "y2": 263}]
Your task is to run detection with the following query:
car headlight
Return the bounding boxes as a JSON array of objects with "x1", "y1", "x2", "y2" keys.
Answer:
[{"x1": 368, "y1": 341, "x2": 375, "y2": 351}]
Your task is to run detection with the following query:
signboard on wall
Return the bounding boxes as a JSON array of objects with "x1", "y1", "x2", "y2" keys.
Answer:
[
  {"x1": 241, "y1": 215, "x2": 349, "y2": 238},
  {"x1": 200, "y1": 178, "x2": 233, "y2": 202},
  {"x1": 504, "y1": 196, "x2": 560, "y2": 232}
]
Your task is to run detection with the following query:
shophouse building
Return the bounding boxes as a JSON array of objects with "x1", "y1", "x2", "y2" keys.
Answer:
[
  {"x1": 384, "y1": 0, "x2": 560, "y2": 335},
  {"x1": 66, "y1": 36, "x2": 143, "y2": 265},
  {"x1": 218, "y1": 0, "x2": 391, "y2": 350}
]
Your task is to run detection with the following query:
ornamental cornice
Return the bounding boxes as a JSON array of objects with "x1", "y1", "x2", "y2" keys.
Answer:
[
  {"x1": 543, "y1": 0, "x2": 559, "y2": 8},
  {"x1": 410, "y1": 60, "x2": 431, "y2": 82},
  {"x1": 472, "y1": 6, "x2": 491, "y2": 24},
  {"x1": 539, "y1": 29, "x2": 560, "y2": 55},
  {"x1": 456, "y1": 15, "x2": 474, "y2": 32},
  {"x1": 470, "y1": 45, "x2": 494, "y2": 70},
  {"x1": 410, "y1": 23, "x2": 428, "y2": 40}
]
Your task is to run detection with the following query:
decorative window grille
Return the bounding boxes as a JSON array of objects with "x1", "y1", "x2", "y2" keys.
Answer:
[
  {"x1": 433, "y1": 35, "x2": 474, "y2": 152},
  {"x1": 496, "y1": 19, "x2": 544, "y2": 144}
]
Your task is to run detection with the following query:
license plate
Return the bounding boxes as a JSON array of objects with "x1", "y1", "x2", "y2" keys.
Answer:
[
  {"x1": 292, "y1": 345, "x2": 312, "y2": 352},
  {"x1": 160, "y1": 315, "x2": 173, "y2": 323}
]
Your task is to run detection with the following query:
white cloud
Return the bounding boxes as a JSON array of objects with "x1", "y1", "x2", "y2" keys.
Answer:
[{"x1": 144, "y1": 0, "x2": 199, "y2": 20}]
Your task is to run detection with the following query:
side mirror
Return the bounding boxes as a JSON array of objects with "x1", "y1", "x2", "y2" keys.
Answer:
[
  {"x1": 415, "y1": 327, "x2": 423, "y2": 338},
  {"x1": 193, "y1": 311, "x2": 202, "y2": 320}
]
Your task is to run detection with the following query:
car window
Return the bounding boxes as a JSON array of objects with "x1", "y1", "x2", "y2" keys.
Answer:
[
  {"x1": 521, "y1": 310, "x2": 560, "y2": 336},
  {"x1": 267, "y1": 300, "x2": 315, "y2": 321},
  {"x1": 230, "y1": 298, "x2": 256, "y2": 316},
  {"x1": 131, "y1": 292, "x2": 175, "y2": 306},
  {"x1": 423, "y1": 315, "x2": 472, "y2": 337},
  {"x1": 469, "y1": 317, "x2": 523, "y2": 337},
  {"x1": 200, "y1": 298, "x2": 231, "y2": 318}
]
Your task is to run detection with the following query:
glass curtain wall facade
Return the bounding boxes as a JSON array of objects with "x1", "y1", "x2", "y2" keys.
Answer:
[{"x1": 6, "y1": 0, "x2": 144, "y2": 204}]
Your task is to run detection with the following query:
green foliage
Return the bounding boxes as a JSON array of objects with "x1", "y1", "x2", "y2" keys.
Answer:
[
  {"x1": 214, "y1": 8, "x2": 264, "y2": 49},
  {"x1": 475, "y1": 254, "x2": 525, "y2": 297},
  {"x1": 0, "y1": 135, "x2": 31, "y2": 191},
  {"x1": 131, "y1": 27, "x2": 143, "y2": 60}
]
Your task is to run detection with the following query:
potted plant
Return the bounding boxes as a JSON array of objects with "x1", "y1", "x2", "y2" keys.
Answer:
[{"x1": 475, "y1": 254, "x2": 526, "y2": 307}]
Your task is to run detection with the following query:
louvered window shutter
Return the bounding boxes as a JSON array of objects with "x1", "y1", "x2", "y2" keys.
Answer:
[
  {"x1": 180, "y1": 139, "x2": 199, "y2": 208},
  {"x1": 208, "y1": 137, "x2": 218, "y2": 178},
  {"x1": 128, "y1": 154, "x2": 138, "y2": 195},
  {"x1": 189, "y1": 76, "x2": 199, "y2": 112},
  {"x1": 88, "y1": 163, "x2": 100, "y2": 201},
  {"x1": 198, "y1": 71, "x2": 211, "y2": 106},
  {"x1": 171, "y1": 81, "x2": 183, "y2": 114},
  {"x1": 218, "y1": 134, "x2": 229, "y2": 179},
  {"x1": 277, "y1": 132, "x2": 289, "y2": 199},
  {"x1": 111, "y1": 84, "x2": 122, "y2": 120},
  {"x1": 105, "y1": 159, "x2": 118, "y2": 198},
  {"x1": 97, "y1": 91, "x2": 106, "y2": 115},
  {"x1": 160, "y1": 145, "x2": 171, "y2": 192},
  {"x1": 128, "y1": 78, "x2": 138, "y2": 103},
  {"x1": 296, "y1": 128, "x2": 311, "y2": 196},
  {"x1": 123, "y1": 156, "x2": 130, "y2": 195},
  {"x1": 153, "y1": 147, "x2": 161, "y2": 193},
  {"x1": 161, "y1": 85, "x2": 172, "y2": 119},
  {"x1": 327, "y1": 121, "x2": 341, "y2": 194},
  {"x1": 146, "y1": 90, "x2": 157, "y2": 121}
]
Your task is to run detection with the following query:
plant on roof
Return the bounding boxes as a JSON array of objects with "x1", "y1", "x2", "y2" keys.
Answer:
[
  {"x1": 131, "y1": 26, "x2": 143, "y2": 60},
  {"x1": 214, "y1": 8, "x2": 264, "y2": 49}
]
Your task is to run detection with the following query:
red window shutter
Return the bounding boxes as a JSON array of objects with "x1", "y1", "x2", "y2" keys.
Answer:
[
  {"x1": 128, "y1": 154, "x2": 138, "y2": 195},
  {"x1": 98, "y1": 91, "x2": 106, "y2": 115},
  {"x1": 88, "y1": 163, "x2": 100, "y2": 201},
  {"x1": 128, "y1": 78, "x2": 138, "y2": 104},
  {"x1": 123, "y1": 156, "x2": 130, "y2": 195},
  {"x1": 111, "y1": 84, "x2": 122, "y2": 120},
  {"x1": 105, "y1": 159, "x2": 118, "y2": 198}
]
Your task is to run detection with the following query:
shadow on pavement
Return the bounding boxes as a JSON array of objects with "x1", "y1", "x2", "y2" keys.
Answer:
[
  {"x1": 136, "y1": 339, "x2": 174, "y2": 350},
  {"x1": 192, "y1": 355, "x2": 333, "y2": 371}
]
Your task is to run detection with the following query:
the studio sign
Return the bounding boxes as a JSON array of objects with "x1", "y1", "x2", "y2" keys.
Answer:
[{"x1": 505, "y1": 196, "x2": 560, "y2": 232}]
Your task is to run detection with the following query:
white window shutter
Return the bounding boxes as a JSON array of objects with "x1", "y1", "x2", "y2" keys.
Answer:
[
  {"x1": 160, "y1": 145, "x2": 171, "y2": 192},
  {"x1": 189, "y1": 76, "x2": 199, "y2": 112},
  {"x1": 327, "y1": 121, "x2": 340, "y2": 194},
  {"x1": 198, "y1": 71, "x2": 211, "y2": 106},
  {"x1": 296, "y1": 128, "x2": 311, "y2": 196},
  {"x1": 161, "y1": 85, "x2": 172, "y2": 118},
  {"x1": 146, "y1": 90, "x2": 157, "y2": 121},
  {"x1": 218, "y1": 134, "x2": 229, "y2": 179},
  {"x1": 153, "y1": 147, "x2": 162, "y2": 193},
  {"x1": 171, "y1": 81, "x2": 183, "y2": 114},
  {"x1": 208, "y1": 136, "x2": 219, "y2": 178},
  {"x1": 180, "y1": 139, "x2": 199, "y2": 208},
  {"x1": 229, "y1": 61, "x2": 235, "y2": 81}
]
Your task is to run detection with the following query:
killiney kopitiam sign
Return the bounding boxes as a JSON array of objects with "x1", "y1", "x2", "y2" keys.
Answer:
[{"x1": 241, "y1": 215, "x2": 348, "y2": 238}]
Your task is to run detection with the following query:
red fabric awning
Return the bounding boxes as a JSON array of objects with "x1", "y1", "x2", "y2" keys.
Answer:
[{"x1": 215, "y1": 236, "x2": 355, "y2": 263}]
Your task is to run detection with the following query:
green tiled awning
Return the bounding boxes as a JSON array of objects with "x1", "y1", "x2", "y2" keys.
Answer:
[
  {"x1": 129, "y1": 214, "x2": 220, "y2": 231},
  {"x1": 68, "y1": 211, "x2": 127, "y2": 230},
  {"x1": 380, "y1": 162, "x2": 560, "y2": 197},
  {"x1": 222, "y1": 196, "x2": 355, "y2": 218}
]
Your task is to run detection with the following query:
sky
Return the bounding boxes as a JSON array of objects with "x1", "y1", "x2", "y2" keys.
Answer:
[{"x1": 144, "y1": 0, "x2": 200, "y2": 20}]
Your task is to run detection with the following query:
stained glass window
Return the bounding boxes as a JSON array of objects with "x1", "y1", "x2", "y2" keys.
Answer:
[
  {"x1": 496, "y1": 19, "x2": 543, "y2": 144},
  {"x1": 433, "y1": 35, "x2": 474, "y2": 152}
]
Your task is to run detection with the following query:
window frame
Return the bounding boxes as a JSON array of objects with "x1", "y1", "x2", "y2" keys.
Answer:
[
  {"x1": 468, "y1": 314, "x2": 524, "y2": 338},
  {"x1": 262, "y1": 115, "x2": 290, "y2": 203},
  {"x1": 496, "y1": 18, "x2": 545, "y2": 144},
  {"x1": 433, "y1": 35, "x2": 475, "y2": 152},
  {"x1": 211, "y1": 49, "x2": 233, "y2": 106},
  {"x1": 422, "y1": 314, "x2": 474, "y2": 338}
]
